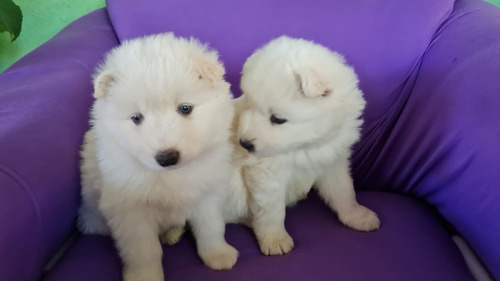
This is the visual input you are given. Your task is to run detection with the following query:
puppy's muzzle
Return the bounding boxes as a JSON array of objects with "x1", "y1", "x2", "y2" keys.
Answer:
[
  {"x1": 155, "y1": 149, "x2": 180, "y2": 167},
  {"x1": 239, "y1": 139, "x2": 255, "y2": 153}
]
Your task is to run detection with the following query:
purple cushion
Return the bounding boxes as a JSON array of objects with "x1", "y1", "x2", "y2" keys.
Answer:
[
  {"x1": 354, "y1": 0, "x2": 500, "y2": 278},
  {"x1": 1, "y1": 0, "x2": 499, "y2": 279},
  {"x1": 42, "y1": 192, "x2": 473, "y2": 281},
  {"x1": 0, "y1": 9, "x2": 119, "y2": 281}
]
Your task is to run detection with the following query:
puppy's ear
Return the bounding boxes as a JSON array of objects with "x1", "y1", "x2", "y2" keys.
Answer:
[
  {"x1": 295, "y1": 69, "x2": 333, "y2": 98},
  {"x1": 196, "y1": 57, "x2": 225, "y2": 86},
  {"x1": 93, "y1": 71, "x2": 116, "y2": 99}
]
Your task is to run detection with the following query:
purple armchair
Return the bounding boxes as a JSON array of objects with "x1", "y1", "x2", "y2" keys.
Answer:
[{"x1": 1, "y1": 0, "x2": 499, "y2": 280}]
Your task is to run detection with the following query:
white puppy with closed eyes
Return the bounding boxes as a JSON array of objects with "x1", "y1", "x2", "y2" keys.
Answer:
[
  {"x1": 77, "y1": 33, "x2": 238, "y2": 281},
  {"x1": 235, "y1": 36, "x2": 380, "y2": 255}
]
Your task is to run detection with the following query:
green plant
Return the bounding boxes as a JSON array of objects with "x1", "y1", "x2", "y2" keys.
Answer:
[{"x1": 0, "y1": 0, "x2": 22, "y2": 41}]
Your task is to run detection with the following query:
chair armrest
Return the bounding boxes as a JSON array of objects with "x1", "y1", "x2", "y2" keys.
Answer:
[
  {"x1": 365, "y1": 0, "x2": 500, "y2": 278},
  {"x1": 0, "y1": 8, "x2": 118, "y2": 281}
]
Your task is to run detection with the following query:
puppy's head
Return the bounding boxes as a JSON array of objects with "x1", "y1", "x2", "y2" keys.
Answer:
[
  {"x1": 91, "y1": 33, "x2": 233, "y2": 171},
  {"x1": 238, "y1": 36, "x2": 365, "y2": 158}
]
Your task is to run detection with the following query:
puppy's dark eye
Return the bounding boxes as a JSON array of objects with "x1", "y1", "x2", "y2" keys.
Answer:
[
  {"x1": 270, "y1": 114, "x2": 287, "y2": 125},
  {"x1": 130, "y1": 113, "x2": 143, "y2": 125},
  {"x1": 178, "y1": 104, "x2": 193, "y2": 116}
]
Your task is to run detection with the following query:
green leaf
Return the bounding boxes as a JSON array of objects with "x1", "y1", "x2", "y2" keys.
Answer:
[{"x1": 0, "y1": 0, "x2": 22, "y2": 42}]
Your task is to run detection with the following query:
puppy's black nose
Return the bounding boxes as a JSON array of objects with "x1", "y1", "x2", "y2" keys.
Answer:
[
  {"x1": 239, "y1": 139, "x2": 255, "y2": 153},
  {"x1": 155, "y1": 149, "x2": 180, "y2": 167}
]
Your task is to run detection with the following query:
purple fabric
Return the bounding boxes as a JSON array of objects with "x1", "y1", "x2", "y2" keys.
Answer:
[
  {"x1": 1, "y1": 0, "x2": 499, "y2": 280},
  {"x1": 43, "y1": 192, "x2": 474, "y2": 281},
  {"x1": 0, "y1": 9, "x2": 119, "y2": 281},
  {"x1": 354, "y1": 0, "x2": 500, "y2": 278}
]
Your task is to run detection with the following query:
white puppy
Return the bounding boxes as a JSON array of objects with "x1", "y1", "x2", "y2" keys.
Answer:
[
  {"x1": 77, "y1": 33, "x2": 238, "y2": 281},
  {"x1": 236, "y1": 36, "x2": 380, "y2": 256}
]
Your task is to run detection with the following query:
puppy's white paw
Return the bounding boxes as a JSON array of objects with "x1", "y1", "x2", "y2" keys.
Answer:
[
  {"x1": 339, "y1": 205, "x2": 380, "y2": 232},
  {"x1": 123, "y1": 267, "x2": 164, "y2": 281},
  {"x1": 160, "y1": 225, "x2": 185, "y2": 246},
  {"x1": 199, "y1": 242, "x2": 239, "y2": 271},
  {"x1": 257, "y1": 230, "x2": 294, "y2": 256}
]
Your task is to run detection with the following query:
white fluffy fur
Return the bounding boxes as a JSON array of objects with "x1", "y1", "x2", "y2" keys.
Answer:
[
  {"x1": 77, "y1": 33, "x2": 238, "y2": 281},
  {"x1": 235, "y1": 36, "x2": 380, "y2": 256}
]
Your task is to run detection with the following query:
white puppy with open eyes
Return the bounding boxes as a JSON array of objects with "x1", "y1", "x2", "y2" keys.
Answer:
[
  {"x1": 77, "y1": 33, "x2": 238, "y2": 281},
  {"x1": 234, "y1": 36, "x2": 380, "y2": 256}
]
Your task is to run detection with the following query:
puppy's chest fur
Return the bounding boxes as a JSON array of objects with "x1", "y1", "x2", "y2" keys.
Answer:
[
  {"x1": 280, "y1": 141, "x2": 348, "y2": 205},
  {"x1": 99, "y1": 150, "x2": 230, "y2": 227}
]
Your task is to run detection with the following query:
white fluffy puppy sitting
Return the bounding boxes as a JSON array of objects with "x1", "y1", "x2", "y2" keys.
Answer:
[
  {"x1": 77, "y1": 33, "x2": 237, "y2": 281},
  {"x1": 236, "y1": 36, "x2": 380, "y2": 256}
]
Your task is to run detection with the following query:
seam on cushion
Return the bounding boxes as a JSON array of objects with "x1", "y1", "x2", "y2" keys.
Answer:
[
  {"x1": 400, "y1": 5, "x2": 496, "y2": 193},
  {"x1": 0, "y1": 163, "x2": 43, "y2": 240},
  {"x1": 102, "y1": 7, "x2": 120, "y2": 44},
  {"x1": 5, "y1": 49, "x2": 115, "y2": 75},
  {"x1": 389, "y1": 1, "x2": 456, "y2": 121},
  {"x1": 427, "y1": 0, "x2": 497, "y2": 51},
  {"x1": 100, "y1": 5, "x2": 122, "y2": 44},
  {"x1": 355, "y1": 49, "x2": 433, "y2": 188},
  {"x1": 0, "y1": 163, "x2": 44, "y2": 279},
  {"x1": 354, "y1": 3, "x2": 456, "y2": 187},
  {"x1": 2, "y1": 61, "x2": 98, "y2": 85},
  {"x1": 357, "y1": 2, "x2": 490, "y2": 190},
  {"x1": 55, "y1": 8, "x2": 119, "y2": 42},
  {"x1": 432, "y1": 8, "x2": 484, "y2": 42},
  {"x1": 376, "y1": 0, "x2": 475, "y2": 131},
  {"x1": 377, "y1": 1, "x2": 456, "y2": 124}
]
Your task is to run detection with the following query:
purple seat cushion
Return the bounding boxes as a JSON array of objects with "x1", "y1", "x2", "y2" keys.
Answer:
[{"x1": 42, "y1": 192, "x2": 473, "y2": 281}]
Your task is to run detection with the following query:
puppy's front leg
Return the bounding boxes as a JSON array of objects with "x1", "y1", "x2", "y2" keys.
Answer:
[
  {"x1": 316, "y1": 157, "x2": 380, "y2": 232},
  {"x1": 160, "y1": 225, "x2": 186, "y2": 246},
  {"x1": 106, "y1": 209, "x2": 163, "y2": 281},
  {"x1": 245, "y1": 164, "x2": 294, "y2": 256},
  {"x1": 189, "y1": 194, "x2": 238, "y2": 270}
]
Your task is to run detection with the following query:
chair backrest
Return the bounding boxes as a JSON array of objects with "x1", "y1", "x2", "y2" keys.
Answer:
[{"x1": 106, "y1": 0, "x2": 454, "y2": 190}]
